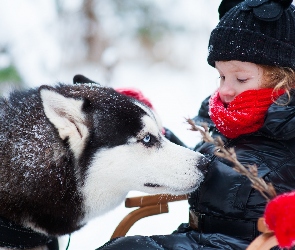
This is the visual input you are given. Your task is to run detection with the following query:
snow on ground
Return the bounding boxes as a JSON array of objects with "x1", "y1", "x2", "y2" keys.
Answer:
[{"x1": 0, "y1": 1, "x2": 220, "y2": 249}]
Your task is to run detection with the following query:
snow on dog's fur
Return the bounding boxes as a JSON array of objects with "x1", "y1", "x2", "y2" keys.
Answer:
[{"x1": 0, "y1": 75, "x2": 206, "y2": 249}]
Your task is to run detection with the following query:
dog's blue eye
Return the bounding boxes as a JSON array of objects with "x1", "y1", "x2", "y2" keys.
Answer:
[
  {"x1": 140, "y1": 134, "x2": 158, "y2": 148},
  {"x1": 143, "y1": 134, "x2": 151, "y2": 143}
]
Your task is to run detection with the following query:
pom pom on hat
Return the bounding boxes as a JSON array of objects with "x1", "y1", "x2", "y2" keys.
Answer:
[
  {"x1": 218, "y1": 0, "x2": 244, "y2": 19},
  {"x1": 264, "y1": 191, "x2": 295, "y2": 248}
]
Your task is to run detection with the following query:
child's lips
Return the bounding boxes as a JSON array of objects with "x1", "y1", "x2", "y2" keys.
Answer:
[{"x1": 222, "y1": 101, "x2": 230, "y2": 108}]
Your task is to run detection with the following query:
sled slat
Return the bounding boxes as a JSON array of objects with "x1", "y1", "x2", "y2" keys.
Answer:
[
  {"x1": 111, "y1": 204, "x2": 169, "y2": 239},
  {"x1": 246, "y1": 218, "x2": 277, "y2": 250},
  {"x1": 257, "y1": 218, "x2": 272, "y2": 233},
  {"x1": 125, "y1": 194, "x2": 187, "y2": 208},
  {"x1": 246, "y1": 233, "x2": 277, "y2": 250}
]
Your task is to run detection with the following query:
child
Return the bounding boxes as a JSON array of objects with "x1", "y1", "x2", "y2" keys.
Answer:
[{"x1": 97, "y1": 0, "x2": 295, "y2": 249}]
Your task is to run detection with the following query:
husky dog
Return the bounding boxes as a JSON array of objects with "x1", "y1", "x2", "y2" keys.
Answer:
[{"x1": 0, "y1": 75, "x2": 206, "y2": 249}]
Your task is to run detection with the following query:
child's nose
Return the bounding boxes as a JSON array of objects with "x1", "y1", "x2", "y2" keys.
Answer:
[{"x1": 219, "y1": 82, "x2": 235, "y2": 98}]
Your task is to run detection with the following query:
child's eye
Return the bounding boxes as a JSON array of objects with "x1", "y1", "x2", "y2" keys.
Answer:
[
  {"x1": 237, "y1": 78, "x2": 247, "y2": 83},
  {"x1": 219, "y1": 76, "x2": 225, "y2": 81}
]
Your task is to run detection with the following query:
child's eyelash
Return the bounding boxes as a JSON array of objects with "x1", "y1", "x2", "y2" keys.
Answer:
[{"x1": 237, "y1": 78, "x2": 247, "y2": 83}]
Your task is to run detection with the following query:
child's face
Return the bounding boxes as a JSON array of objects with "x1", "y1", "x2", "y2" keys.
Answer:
[{"x1": 215, "y1": 60, "x2": 264, "y2": 105}]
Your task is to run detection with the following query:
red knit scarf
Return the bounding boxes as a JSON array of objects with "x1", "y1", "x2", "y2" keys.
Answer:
[{"x1": 209, "y1": 88, "x2": 285, "y2": 139}]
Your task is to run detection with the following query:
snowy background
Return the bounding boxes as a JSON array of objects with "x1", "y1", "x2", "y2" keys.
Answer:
[{"x1": 0, "y1": 0, "x2": 221, "y2": 249}]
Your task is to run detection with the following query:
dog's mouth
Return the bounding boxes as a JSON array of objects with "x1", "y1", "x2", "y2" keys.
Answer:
[
  {"x1": 144, "y1": 183, "x2": 198, "y2": 194},
  {"x1": 144, "y1": 183, "x2": 162, "y2": 188}
]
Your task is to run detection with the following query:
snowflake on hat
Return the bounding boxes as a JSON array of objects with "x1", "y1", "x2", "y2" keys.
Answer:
[{"x1": 264, "y1": 191, "x2": 295, "y2": 248}]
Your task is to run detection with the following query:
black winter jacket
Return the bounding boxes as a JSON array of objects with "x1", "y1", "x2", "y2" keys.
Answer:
[{"x1": 97, "y1": 93, "x2": 295, "y2": 250}]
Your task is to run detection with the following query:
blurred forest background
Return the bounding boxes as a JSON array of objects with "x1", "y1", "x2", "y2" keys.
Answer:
[{"x1": 0, "y1": 0, "x2": 217, "y2": 92}]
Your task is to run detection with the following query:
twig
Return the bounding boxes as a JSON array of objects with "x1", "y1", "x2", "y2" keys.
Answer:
[
  {"x1": 186, "y1": 118, "x2": 277, "y2": 201},
  {"x1": 186, "y1": 118, "x2": 214, "y2": 143}
]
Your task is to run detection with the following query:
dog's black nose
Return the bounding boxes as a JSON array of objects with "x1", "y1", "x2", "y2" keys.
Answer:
[{"x1": 196, "y1": 155, "x2": 209, "y2": 175}]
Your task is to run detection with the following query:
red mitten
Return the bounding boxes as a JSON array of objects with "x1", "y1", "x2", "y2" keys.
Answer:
[
  {"x1": 115, "y1": 88, "x2": 154, "y2": 109},
  {"x1": 264, "y1": 191, "x2": 295, "y2": 248}
]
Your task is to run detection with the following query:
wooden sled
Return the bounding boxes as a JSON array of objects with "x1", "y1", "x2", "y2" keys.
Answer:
[{"x1": 112, "y1": 194, "x2": 278, "y2": 250}]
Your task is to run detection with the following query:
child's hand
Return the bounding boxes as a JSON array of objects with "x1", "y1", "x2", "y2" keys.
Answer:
[{"x1": 264, "y1": 191, "x2": 295, "y2": 248}]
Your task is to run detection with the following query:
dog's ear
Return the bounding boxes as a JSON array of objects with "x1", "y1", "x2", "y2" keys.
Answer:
[
  {"x1": 73, "y1": 74, "x2": 98, "y2": 85},
  {"x1": 39, "y1": 87, "x2": 88, "y2": 158}
]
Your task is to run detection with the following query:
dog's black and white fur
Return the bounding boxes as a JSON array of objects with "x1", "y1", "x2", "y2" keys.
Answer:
[{"x1": 0, "y1": 75, "x2": 206, "y2": 249}]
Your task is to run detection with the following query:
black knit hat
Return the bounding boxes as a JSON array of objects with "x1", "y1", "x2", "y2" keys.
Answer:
[
  {"x1": 218, "y1": 0, "x2": 244, "y2": 19},
  {"x1": 207, "y1": 0, "x2": 295, "y2": 70}
]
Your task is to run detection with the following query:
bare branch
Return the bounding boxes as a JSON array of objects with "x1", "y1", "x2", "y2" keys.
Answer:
[
  {"x1": 187, "y1": 118, "x2": 277, "y2": 201},
  {"x1": 186, "y1": 118, "x2": 214, "y2": 143}
]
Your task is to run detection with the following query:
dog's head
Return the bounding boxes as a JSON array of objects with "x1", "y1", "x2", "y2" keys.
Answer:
[{"x1": 40, "y1": 76, "x2": 207, "y2": 219}]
